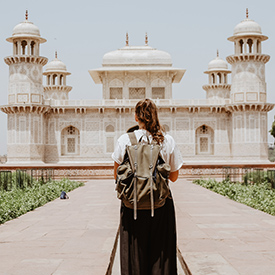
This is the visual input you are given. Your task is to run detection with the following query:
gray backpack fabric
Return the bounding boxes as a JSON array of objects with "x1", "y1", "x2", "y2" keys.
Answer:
[{"x1": 115, "y1": 132, "x2": 171, "y2": 219}]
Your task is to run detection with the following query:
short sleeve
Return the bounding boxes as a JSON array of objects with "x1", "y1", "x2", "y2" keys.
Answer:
[
  {"x1": 111, "y1": 133, "x2": 129, "y2": 164},
  {"x1": 169, "y1": 143, "x2": 184, "y2": 172},
  {"x1": 112, "y1": 140, "x2": 124, "y2": 164}
]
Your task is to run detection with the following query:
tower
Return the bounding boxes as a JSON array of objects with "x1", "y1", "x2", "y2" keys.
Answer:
[
  {"x1": 203, "y1": 51, "x2": 231, "y2": 100},
  {"x1": 227, "y1": 9, "x2": 269, "y2": 103},
  {"x1": 3, "y1": 11, "x2": 48, "y2": 163},
  {"x1": 226, "y1": 10, "x2": 273, "y2": 161},
  {"x1": 43, "y1": 52, "x2": 72, "y2": 100}
]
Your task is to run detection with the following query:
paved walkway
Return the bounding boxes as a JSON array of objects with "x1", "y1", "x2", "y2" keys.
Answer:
[
  {"x1": 172, "y1": 180, "x2": 275, "y2": 275},
  {"x1": 1, "y1": 179, "x2": 275, "y2": 274}
]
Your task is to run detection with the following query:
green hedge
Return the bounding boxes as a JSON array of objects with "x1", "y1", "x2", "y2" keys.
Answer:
[
  {"x1": 0, "y1": 178, "x2": 84, "y2": 224},
  {"x1": 193, "y1": 178, "x2": 275, "y2": 215}
]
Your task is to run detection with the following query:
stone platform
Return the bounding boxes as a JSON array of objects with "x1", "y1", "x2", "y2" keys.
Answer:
[{"x1": 1, "y1": 179, "x2": 275, "y2": 274}]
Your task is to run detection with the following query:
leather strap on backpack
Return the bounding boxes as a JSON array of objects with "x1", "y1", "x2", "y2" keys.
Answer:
[
  {"x1": 128, "y1": 132, "x2": 138, "y2": 220},
  {"x1": 150, "y1": 144, "x2": 154, "y2": 217},
  {"x1": 128, "y1": 132, "x2": 138, "y2": 145}
]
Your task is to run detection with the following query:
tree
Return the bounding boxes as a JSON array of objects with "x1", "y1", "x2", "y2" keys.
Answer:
[{"x1": 270, "y1": 117, "x2": 275, "y2": 143}]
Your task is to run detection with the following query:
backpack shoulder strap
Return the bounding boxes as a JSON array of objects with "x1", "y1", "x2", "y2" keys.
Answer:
[{"x1": 128, "y1": 132, "x2": 138, "y2": 145}]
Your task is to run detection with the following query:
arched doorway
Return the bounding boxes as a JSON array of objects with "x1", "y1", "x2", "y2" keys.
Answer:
[
  {"x1": 61, "y1": 126, "x2": 80, "y2": 155},
  {"x1": 105, "y1": 124, "x2": 115, "y2": 153}
]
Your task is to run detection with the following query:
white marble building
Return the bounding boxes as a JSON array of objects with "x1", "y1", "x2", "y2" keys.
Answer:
[{"x1": 0, "y1": 12, "x2": 274, "y2": 164}]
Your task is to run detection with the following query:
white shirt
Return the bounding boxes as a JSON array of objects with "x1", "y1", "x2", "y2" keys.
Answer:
[{"x1": 112, "y1": 129, "x2": 184, "y2": 172}]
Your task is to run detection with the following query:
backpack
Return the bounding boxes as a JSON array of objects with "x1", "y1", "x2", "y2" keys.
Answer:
[
  {"x1": 60, "y1": 191, "x2": 69, "y2": 199},
  {"x1": 115, "y1": 132, "x2": 171, "y2": 219}
]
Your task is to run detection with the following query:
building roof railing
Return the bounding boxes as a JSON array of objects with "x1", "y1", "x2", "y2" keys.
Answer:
[{"x1": 44, "y1": 98, "x2": 231, "y2": 107}]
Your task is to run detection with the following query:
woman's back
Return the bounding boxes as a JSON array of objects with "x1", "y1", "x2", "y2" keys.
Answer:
[{"x1": 112, "y1": 98, "x2": 183, "y2": 275}]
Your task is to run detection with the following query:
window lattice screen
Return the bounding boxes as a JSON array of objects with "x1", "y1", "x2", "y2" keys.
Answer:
[
  {"x1": 152, "y1": 87, "x2": 165, "y2": 99},
  {"x1": 67, "y1": 138, "x2": 76, "y2": 153},
  {"x1": 110, "y1": 88, "x2": 123, "y2": 99},
  {"x1": 129, "y1": 88, "x2": 145, "y2": 99},
  {"x1": 200, "y1": 137, "x2": 208, "y2": 152}
]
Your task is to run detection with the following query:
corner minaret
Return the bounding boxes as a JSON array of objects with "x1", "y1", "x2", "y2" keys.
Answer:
[
  {"x1": 203, "y1": 51, "x2": 231, "y2": 100},
  {"x1": 5, "y1": 10, "x2": 48, "y2": 105},
  {"x1": 226, "y1": 9, "x2": 270, "y2": 103},
  {"x1": 2, "y1": 11, "x2": 48, "y2": 163},
  {"x1": 43, "y1": 52, "x2": 72, "y2": 100},
  {"x1": 225, "y1": 10, "x2": 274, "y2": 162}
]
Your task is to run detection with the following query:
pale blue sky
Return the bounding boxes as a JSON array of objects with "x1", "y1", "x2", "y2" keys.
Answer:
[{"x1": 0, "y1": 0, "x2": 275, "y2": 154}]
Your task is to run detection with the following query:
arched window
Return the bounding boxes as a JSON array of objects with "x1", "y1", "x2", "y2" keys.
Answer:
[
  {"x1": 60, "y1": 75, "x2": 63, "y2": 85},
  {"x1": 30, "y1": 41, "x2": 35, "y2": 55},
  {"x1": 212, "y1": 73, "x2": 215, "y2": 84},
  {"x1": 14, "y1": 42, "x2": 18, "y2": 55},
  {"x1": 21, "y1": 40, "x2": 27, "y2": 55},
  {"x1": 257, "y1": 40, "x2": 260, "y2": 53},
  {"x1": 106, "y1": 125, "x2": 115, "y2": 132},
  {"x1": 217, "y1": 73, "x2": 221, "y2": 84},
  {"x1": 247, "y1": 39, "x2": 253, "y2": 53},
  {"x1": 239, "y1": 40, "x2": 244, "y2": 54},
  {"x1": 152, "y1": 87, "x2": 165, "y2": 99},
  {"x1": 195, "y1": 125, "x2": 214, "y2": 155},
  {"x1": 61, "y1": 126, "x2": 80, "y2": 155},
  {"x1": 129, "y1": 78, "x2": 146, "y2": 99},
  {"x1": 47, "y1": 75, "x2": 50, "y2": 85},
  {"x1": 224, "y1": 74, "x2": 227, "y2": 83},
  {"x1": 53, "y1": 74, "x2": 57, "y2": 85}
]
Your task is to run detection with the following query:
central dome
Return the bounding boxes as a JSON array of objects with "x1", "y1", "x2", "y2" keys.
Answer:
[{"x1": 102, "y1": 46, "x2": 172, "y2": 66}]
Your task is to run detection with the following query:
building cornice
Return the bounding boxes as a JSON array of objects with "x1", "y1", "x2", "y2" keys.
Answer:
[
  {"x1": 44, "y1": 86, "x2": 72, "y2": 93},
  {"x1": 4, "y1": 55, "x2": 48, "y2": 66},
  {"x1": 226, "y1": 54, "x2": 270, "y2": 64},
  {"x1": 225, "y1": 103, "x2": 274, "y2": 112},
  {"x1": 2, "y1": 101, "x2": 273, "y2": 115},
  {"x1": 202, "y1": 84, "x2": 231, "y2": 92},
  {"x1": 0, "y1": 104, "x2": 51, "y2": 114}
]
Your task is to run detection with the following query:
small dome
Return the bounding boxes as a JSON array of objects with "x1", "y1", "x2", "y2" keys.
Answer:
[
  {"x1": 234, "y1": 18, "x2": 262, "y2": 36},
  {"x1": 7, "y1": 17, "x2": 46, "y2": 43},
  {"x1": 102, "y1": 45, "x2": 172, "y2": 66},
  {"x1": 45, "y1": 57, "x2": 68, "y2": 73},
  {"x1": 207, "y1": 57, "x2": 228, "y2": 71},
  {"x1": 13, "y1": 20, "x2": 40, "y2": 37},
  {"x1": 228, "y1": 16, "x2": 268, "y2": 42}
]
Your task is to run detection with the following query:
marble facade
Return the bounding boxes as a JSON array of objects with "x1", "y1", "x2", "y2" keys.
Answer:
[{"x1": 0, "y1": 12, "x2": 274, "y2": 164}]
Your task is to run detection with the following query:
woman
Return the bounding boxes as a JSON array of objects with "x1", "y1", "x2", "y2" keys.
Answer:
[{"x1": 112, "y1": 98, "x2": 183, "y2": 275}]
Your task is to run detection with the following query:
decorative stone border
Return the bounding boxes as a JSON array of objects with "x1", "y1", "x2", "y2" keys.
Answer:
[{"x1": 1, "y1": 163, "x2": 275, "y2": 180}]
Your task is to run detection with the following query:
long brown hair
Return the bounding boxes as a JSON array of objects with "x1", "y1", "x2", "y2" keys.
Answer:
[{"x1": 135, "y1": 98, "x2": 164, "y2": 144}]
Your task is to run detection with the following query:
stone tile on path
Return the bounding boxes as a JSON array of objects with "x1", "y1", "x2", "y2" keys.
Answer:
[
  {"x1": 183, "y1": 252, "x2": 239, "y2": 275},
  {"x1": 10, "y1": 258, "x2": 63, "y2": 275},
  {"x1": 171, "y1": 179, "x2": 275, "y2": 275}
]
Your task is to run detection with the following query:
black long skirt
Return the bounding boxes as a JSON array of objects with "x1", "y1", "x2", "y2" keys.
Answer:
[{"x1": 120, "y1": 197, "x2": 177, "y2": 275}]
